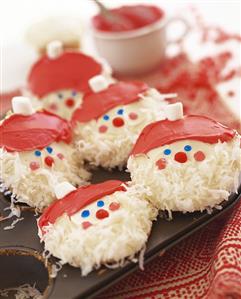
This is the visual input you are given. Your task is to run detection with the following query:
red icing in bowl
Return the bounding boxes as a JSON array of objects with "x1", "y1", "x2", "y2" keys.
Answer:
[
  {"x1": 72, "y1": 81, "x2": 148, "y2": 124},
  {"x1": 39, "y1": 180, "x2": 127, "y2": 232},
  {"x1": 92, "y1": 5, "x2": 164, "y2": 32},
  {"x1": 0, "y1": 111, "x2": 72, "y2": 152},
  {"x1": 28, "y1": 52, "x2": 102, "y2": 97},
  {"x1": 131, "y1": 115, "x2": 236, "y2": 156}
]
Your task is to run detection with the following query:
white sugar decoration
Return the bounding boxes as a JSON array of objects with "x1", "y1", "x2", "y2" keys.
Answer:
[
  {"x1": 165, "y1": 102, "x2": 183, "y2": 121},
  {"x1": 47, "y1": 40, "x2": 63, "y2": 59},
  {"x1": 12, "y1": 97, "x2": 34, "y2": 115},
  {"x1": 54, "y1": 182, "x2": 76, "y2": 199},
  {"x1": 88, "y1": 75, "x2": 110, "y2": 93}
]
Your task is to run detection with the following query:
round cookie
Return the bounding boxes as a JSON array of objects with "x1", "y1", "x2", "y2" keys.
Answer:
[
  {"x1": 127, "y1": 103, "x2": 241, "y2": 214},
  {"x1": 26, "y1": 41, "x2": 113, "y2": 120},
  {"x1": 72, "y1": 79, "x2": 174, "y2": 169},
  {"x1": 0, "y1": 97, "x2": 90, "y2": 211},
  {"x1": 38, "y1": 180, "x2": 157, "y2": 276}
]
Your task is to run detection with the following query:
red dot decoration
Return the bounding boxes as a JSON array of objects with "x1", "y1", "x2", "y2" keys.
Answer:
[
  {"x1": 99, "y1": 125, "x2": 108, "y2": 133},
  {"x1": 194, "y1": 151, "x2": 206, "y2": 161},
  {"x1": 29, "y1": 161, "x2": 40, "y2": 171},
  {"x1": 109, "y1": 202, "x2": 120, "y2": 211},
  {"x1": 112, "y1": 117, "x2": 124, "y2": 127},
  {"x1": 156, "y1": 158, "x2": 167, "y2": 170},
  {"x1": 57, "y1": 153, "x2": 64, "y2": 160},
  {"x1": 82, "y1": 221, "x2": 92, "y2": 230},
  {"x1": 65, "y1": 98, "x2": 75, "y2": 108},
  {"x1": 174, "y1": 152, "x2": 188, "y2": 163},
  {"x1": 96, "y1": 209, "x2": 109, "y2": 220},
  {"x1": 44, "y1": 156, "x2": 54, "y2": 167},
  {"x1": 49, "y1": 103, "x2": 58, "y2": 111},
  {"x1": 129, "y1": 112, "x2": 138, "y2": 120}
]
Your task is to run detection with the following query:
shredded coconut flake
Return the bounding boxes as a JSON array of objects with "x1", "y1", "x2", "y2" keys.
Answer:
[
  {"x1": 128, "y1": 137, "x2": 241, "y2": 214},
  {"x1": 38, "y1": 184, "x2": 157, "y2": 276},
  {"x1": 0, "y1": 284, "x2": 42, "y2": 299},
  {"x1": 74, "y1": 89, "x2": 168, "y2": 169},
  {"x1": 0, "y1": 143, "x2": 90, "y2": 211}
]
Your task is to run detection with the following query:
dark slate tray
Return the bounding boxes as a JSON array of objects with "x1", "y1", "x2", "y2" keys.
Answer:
[{"x1": 0, "y1": 168, "x2": 240, "y2": 299}]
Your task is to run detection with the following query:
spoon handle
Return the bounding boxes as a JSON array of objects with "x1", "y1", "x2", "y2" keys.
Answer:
[{"x1": 93, "y1": 0, "x2": 109, "y2": 17}]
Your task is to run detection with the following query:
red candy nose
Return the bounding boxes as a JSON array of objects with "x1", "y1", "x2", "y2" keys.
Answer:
[
  {"x1": 112, "y1": 117, "x2": 125, "y2": 127},
  {"x1": 174, "y1": 152, "x2": 188, "y2": 163}
]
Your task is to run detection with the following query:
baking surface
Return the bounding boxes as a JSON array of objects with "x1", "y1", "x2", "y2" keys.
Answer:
[{"x1": 0, "y1": 168, "x2": 240, "y2": 299}]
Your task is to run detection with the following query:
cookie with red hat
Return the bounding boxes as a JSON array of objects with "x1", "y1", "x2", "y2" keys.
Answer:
[
  {"x1": 38, "y1": 180, "x2": 156, "y2": 276},
  {"x1": 0, "y1": 97, "x2": 90, "y2": 211},
  {"x1": 127, "y1": 103, "x2": 241, "y2": 214},
  {"x1": 26, "y1": 41, "x2": 113, "y2": 120},
  {"x1": 72, "y1": 77, "x2": 174, "y2": 169}
]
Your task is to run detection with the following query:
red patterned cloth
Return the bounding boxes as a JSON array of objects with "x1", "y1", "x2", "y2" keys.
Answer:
[{"x1": 98, "y1": 199, "x2": 241, "y2": 299}]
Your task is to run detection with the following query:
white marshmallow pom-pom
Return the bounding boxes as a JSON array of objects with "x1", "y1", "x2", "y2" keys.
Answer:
[
  {"x1": 47, "y1": 40, "x2": 63, "y2": 59},
  {"x1": 165, "y1": 102, "x2": 183, "y2": 121},
  {"x1": 89, "y1": 75, "x2": 110, "y2": 93},
  {"x1": 54, "y1": 182, "x2": 76, "y2": 199},
  {"x1": 12, "y1": 97, "x2": 34, "y2": 115}
]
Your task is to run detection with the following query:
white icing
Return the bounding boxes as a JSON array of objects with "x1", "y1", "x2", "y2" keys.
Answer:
[
  {"x1": 38, "y1": 184, "x2": 157, "y2": 276},
  {"x1": 31, "y1": 89, "x2": 83, "y2": 121},
  {"x1": 128, "y1": 137, "x2": 241, "y2": 214},
  {"x1": 74, "y1": 89, "x2": 169, "y2": 169},
  {"x1": 0, "y1": 142, "x2": 90, "y2": 211},
  {"x1": 164, "y1": 102, "x2": 183, "y2": 121},
  {"x1": 47, "y1": 40, "x2": 63, "y2": 59},
  {"x1": 88, "y1": 75, "x2": 110, "y2": 93},
  {"x1": 54, "y1": 182, "x2": 76, "y2": 199},
  {"x1": 12, "y1": 97, "x2": 34, "y2": 115}
]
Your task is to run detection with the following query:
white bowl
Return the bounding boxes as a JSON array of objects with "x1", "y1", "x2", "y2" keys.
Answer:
[{"x1": 92, "y1": 16, "x2": 189, "y2": 75}]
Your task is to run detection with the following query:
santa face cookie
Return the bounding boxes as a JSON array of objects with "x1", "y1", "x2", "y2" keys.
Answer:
[
  {"x1": 128, "y1": 104, "x2": 241, "y2": 214},
  {"x1": 27, "y1": 41, "x2": 112, "y2": 120},
  {"x1": 38, "y1": 180, "x2": 157, "y2": 276},
  {"x1": 0, "y1": 97, "x2": 90, "y2": 211},
  {"x1": 72, "y1": 80, "x2": 173, "y2": 169}
]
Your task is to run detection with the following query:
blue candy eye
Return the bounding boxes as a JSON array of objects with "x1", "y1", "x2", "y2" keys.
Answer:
[
  {"x1": 164, "y1": 149, "x2": 171, "y2": 155},
  {"x1": 117, "y1": 108, "x2": 124, "y2": 115},
  {"x1": 81, "y1": 210, "x2": 90, "y2": 218},
  {"x1": 72, "y1": 90, "x2": 77, "y2": 96},
  {"x1": 97, "y1": 200, "x2": 104, "y2": 207},
  {"x1": 34, "y1": 150, "x2": 41, "y2": 157},
  {"x1": 46, "y1": 146, "x2": 53, "y2": 154},
  {"x1": 58, "y1": 93, "x2": 63, "y2": 99},
  {"x1": 103, "y1": 115, "x2": 109, "y2": 121},
  {"x1": 184, "y1": 145, "x2": 192, "y2": 152}
]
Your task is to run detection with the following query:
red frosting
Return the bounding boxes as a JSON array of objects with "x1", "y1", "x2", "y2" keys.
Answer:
[
  {"x1": 131, "y1": 115, "x2": 236, "y2": 155},
  {"x1": 0, "y1": 111, "x2": 72, "y2": 152},
  {"x1": 28, "y1": 52, "x2": 102, "y2": 97},
  {"x1": 92, "y1": 5, "x2": 164, "y2": 32},
  {"x1": 38, "y1": 180, "x2": 126, "y2": 231},
  {"x1": 72, "y1": 81, "x2": 148, "y2": 124}
]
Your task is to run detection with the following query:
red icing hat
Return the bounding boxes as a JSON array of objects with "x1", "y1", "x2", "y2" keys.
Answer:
[
  {"x1": 131, "y1": 115, "x2": 236, "y2": 155},
  {"x1": 0, "y1": 111, "x2": 72, "y2": 152},
  {"x1": 28, "y1": 52, "x2": 103, "y2": 97},
  {"x1": 72, "y1": 81, "x2": 148, "y2": 124},
  {"x1": 39, "y1": 180, "x2": 126, "y2": 230}
]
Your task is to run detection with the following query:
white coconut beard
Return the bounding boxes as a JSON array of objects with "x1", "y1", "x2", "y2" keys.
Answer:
[
  {"x1": 0, "y1": 143, "x2": 90, "y2": 211},
  {"x1": 127, "y1": 137, "x2": 241, "y2": 214},
  {"x1": 74, "y1": 90, "x2": 168, "y2": 169},
  {"x1": 38, "y1": 184, "x2": 157, "y2": 276}
]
